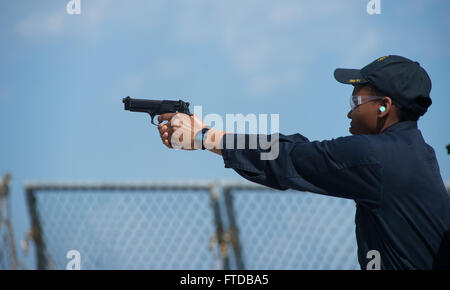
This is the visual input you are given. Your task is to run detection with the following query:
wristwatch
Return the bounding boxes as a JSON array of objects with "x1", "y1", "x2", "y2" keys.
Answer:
[{"x1": 194, "y1": 128, "x2": 210, "y2": 150}]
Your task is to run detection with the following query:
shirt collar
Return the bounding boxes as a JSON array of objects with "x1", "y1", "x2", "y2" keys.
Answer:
[{"x1": 382, "y1": 120, "x2": 418, "y2": 133}]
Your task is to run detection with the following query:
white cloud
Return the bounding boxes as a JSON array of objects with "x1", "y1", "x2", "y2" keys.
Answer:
[
  {"x1": 16, "y1": 0, "x2": 435, "y2": 97},
  {"x1": 14, "y1": 0, "x2": 365, "y2": 96}
]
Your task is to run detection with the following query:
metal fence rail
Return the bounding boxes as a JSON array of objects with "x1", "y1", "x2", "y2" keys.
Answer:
[{"x1": 23, "y1": 180, "x2": 450, "y2": 270}]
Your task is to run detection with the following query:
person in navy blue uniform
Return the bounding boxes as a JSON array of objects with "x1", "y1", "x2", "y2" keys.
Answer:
[{"x1": 158, "y1": 55, "x2": 450, "y2": 270}]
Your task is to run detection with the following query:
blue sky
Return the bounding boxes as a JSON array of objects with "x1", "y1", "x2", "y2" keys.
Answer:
[{"x1": 1, "y1": 0, "x2": 449, "y2": 269}]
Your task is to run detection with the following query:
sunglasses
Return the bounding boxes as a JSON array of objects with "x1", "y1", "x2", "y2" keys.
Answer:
[{"x1": 350, "y1": 95, "x2": 384, "y2": 111}]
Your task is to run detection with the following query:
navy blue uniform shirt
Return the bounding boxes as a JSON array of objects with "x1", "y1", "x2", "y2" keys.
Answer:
[{"x1": 221, "y1": 121, "x2": 450, "y2": 269}]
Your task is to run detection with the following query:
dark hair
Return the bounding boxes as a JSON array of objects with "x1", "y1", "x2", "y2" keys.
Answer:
[{"x1": 363, "y1": 83, "x2": 420, "y2": 121}]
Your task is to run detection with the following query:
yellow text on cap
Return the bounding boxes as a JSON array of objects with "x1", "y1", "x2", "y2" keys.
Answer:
[{"x1": 349, "y1": 79, "x2": 361, "y2": 83}]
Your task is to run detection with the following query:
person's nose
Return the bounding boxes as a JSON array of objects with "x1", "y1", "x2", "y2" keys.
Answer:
[{"x1": 347, "y1": 109, "x2": 353, "y2": 119}]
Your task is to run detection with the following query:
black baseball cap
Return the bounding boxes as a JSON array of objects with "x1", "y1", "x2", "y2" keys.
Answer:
[{"x1": 334, "y1": 55, "x2": 432, "y2": 116}]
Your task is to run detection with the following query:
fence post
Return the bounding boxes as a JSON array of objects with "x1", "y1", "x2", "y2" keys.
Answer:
[
  {"x1": 25, "y1": 188, "x2": 48, "y2": 270},
  {"x1": 0, "y1": 174, "x2": 18, "y2": 269},
  {"x1": 223, "y1": 187, "x2": 245, "y2": 270},
  {"x1": 209, "y1": 183, "x2": 230, "y2": 270}
]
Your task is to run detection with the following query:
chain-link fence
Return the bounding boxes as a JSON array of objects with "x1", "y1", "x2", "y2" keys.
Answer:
[
  {"x1": 24, "y1": 182, "x2": 227, "y2": 270},
  {"x1": 0, "y1": 174, "x2": 18, "y2": 270},
  {"x1": 23, "y1": 180, "x2": 450, "y2": 270},
  {"x1": 226, "y1": 190, "x2": 359, "y2": 269},
  {"x1": 23, "y1": 180, "x2": 359, "y2": 270}
]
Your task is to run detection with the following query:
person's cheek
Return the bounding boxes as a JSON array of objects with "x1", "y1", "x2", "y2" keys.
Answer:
[
  {"x1": 349, "y1": 111, "x2": 360, "y2": 134},
  {"x1": 367, "y1": 106, "x2": 379, "y2": 133}
]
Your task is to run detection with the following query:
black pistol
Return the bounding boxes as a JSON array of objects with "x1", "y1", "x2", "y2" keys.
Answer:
[{"x1": 122, "y1": 96, "x2": 192, "y2": 126}]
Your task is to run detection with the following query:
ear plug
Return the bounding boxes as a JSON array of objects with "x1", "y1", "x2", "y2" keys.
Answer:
[{"x1": 379, "y1": 106, "x2": 386, "y2": 112}]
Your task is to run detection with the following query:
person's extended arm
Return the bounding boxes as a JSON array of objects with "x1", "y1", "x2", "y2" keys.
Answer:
[
  {"x1": 220, "y1": 132, "x2": 382, "y2": 207},
  {"x1": 157, "y1": 113, "x2": 382, "y2": 207}
]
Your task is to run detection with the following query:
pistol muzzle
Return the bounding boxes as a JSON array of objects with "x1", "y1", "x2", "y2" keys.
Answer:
[{"x1": 122, "y1": 96, "x2": 131, "y2": 110}]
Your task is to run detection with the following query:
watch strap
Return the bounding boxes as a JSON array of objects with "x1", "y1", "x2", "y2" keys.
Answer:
[{"x1": 200, "y1": 128, "x2": 210, "y2": 150}]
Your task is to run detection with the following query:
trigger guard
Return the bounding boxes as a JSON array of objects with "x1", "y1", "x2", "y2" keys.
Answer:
[{"x1": 150, "y1": 114, "x2": 159, "y2": 126}]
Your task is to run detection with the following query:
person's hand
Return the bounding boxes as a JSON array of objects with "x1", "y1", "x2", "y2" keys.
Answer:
[{"x1": 157, "y1": 113, "x2": 207, "y2": 150}]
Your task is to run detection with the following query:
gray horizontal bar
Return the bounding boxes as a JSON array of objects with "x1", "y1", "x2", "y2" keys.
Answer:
[
  {"x1": 23, "y1": 179, "x2": 272, "y2": 192},
  {"x1": 24, "y1": 179, "x2": 450, "y2": 194}
]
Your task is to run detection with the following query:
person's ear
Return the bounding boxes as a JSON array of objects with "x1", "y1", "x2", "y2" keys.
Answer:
[{"x1": 378, "y1": 97, "x2": 392, "y2": 117}]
